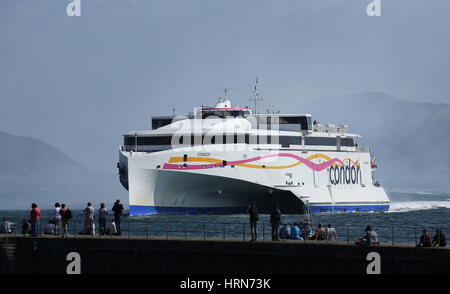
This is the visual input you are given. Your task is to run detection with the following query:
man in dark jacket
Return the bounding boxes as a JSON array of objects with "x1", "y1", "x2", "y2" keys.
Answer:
[
  {"x1": 270, "y1": 204, "x2": 281, "y2": 241},
  {"x1": 246, "y1": 202, "x2": 259, "y2": 241},
  {"x1": 432, "y1": 229, "x2": 447, "y2": 247},
  {"x1": 112, "y1": 199, "x2": 124, "y2": 235}
]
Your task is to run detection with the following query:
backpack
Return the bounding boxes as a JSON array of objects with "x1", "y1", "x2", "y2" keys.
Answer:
[{"x1": 66, "y1": 209, "x2": 73, "y2": 220}]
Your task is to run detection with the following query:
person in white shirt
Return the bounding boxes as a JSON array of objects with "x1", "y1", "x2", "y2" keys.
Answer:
[
  {"x1": 44, "y1": 220, "x2": 56, "y2": 234},
  {"x1": 0, "y1": 217, "x2": 14, "y2": 234},
  {"x1": 107, "y1": 220, "x2": 117, "y2": 236},
  {"x1": 367, "y1": 226, "x2": 379, "y2": 245},
  {"x1": 82, "y1": 202, "x2": 95, "y2": 235},
  {"x1": 53, "y1": 202, "x2": 62, "y2": 235},
  {"x1": 326, "y1": 224, "x2": 338, "y2": 241},
  {"x1": 98, "y1": 203, "x2": 108, "y2": 236}
]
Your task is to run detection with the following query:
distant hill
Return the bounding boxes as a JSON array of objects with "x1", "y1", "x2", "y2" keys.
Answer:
[
  {"x1": 0, "y1": 131, "x2": 121, "y2": 209},
  {"x1": 300, "y1": 92, "x2": 450, "y2": 189},
  {"x1": 0, "y1": 131, "x2": 88, "y2": 176}
]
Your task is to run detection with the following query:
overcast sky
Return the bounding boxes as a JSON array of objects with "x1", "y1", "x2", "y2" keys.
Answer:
[{"x1": 1, "y1": 0, "x2": 449, "y2": 174}]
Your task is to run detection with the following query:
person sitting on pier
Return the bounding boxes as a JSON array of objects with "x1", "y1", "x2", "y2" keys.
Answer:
[
  {"x1": 300, "y1": 221, "x2": 313, "y2": 239},
  {"x1": 355, "y1": 226, "x2": 378, "y2": 247},
  {"x1": 106, "y1": 220, "x2": 118, "y2": 236},
  {"x1": 312, "y1": 224, "x2": 326, "y2": 241},
  {"x1": 432, "y1": 229, "x2": 447, "y2": 247},
  {"x1": 44, "y1": 220, "x2": 56, "y2": 235},
  {"x1": 21, "y1": 219, "x2": 31, "y2": 236},
  {"x1": 418, "y1": 229, "x2": 432, "y2": 247},
  {"x1": 368, "y1": 226, "x2": 380, "y2": 245},
  {"x1": 0, "y1": 217, "x2": 14, "y2": 234},
  {"x1": 290, "y1": 223, "x2": 303, "y2": 240},
  {"x1": 279, "y1": 223, "x2": 291, "y2": 240},
  {"x1": 326, "y1": 224, "x2": 338, "y2": 241},
  {"x1": 366, "y1": 226, "x2": 379, "y2": 245}
]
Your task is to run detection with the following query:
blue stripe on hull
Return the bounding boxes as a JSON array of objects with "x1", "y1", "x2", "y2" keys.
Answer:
[
  {"x1": 309, "y1": 205, "x2": 390, "y2": 214},
  {"x1": 130, "y1": 205, "x2": 247, "y2": 216},
  {"x1": 130, "y1": 204, "x2": 390, "y2": 216}
]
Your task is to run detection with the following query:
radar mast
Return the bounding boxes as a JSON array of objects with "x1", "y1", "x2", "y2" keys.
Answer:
[{"x1": 250, "y1": 77, "x2": 263, "y2": 114}]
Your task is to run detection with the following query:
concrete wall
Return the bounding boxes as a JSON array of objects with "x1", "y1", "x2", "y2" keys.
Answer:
[{"x1": 1, "y1": 237, "x2": 450, "y2": 274}]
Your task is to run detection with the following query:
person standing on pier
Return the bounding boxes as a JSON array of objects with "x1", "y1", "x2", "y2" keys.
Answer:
[
  {"x1": 246, "y1": 202, "x2": 259, "y2": 241},
  {"x1": 83, "y1": 202, "x2": 95, "y2": 235},
  {"x1": 112, "y1": 199, "x2": 124, "y2": 236},
  {"x1": 270, "y1": 203, "x2": 281, "y2": 241},
  {"x1": 30, "y1": 203, "x2": 41, "y2": 237},
  {"x1": 59, "y1": 203, "x2": 72, "y2": 238},
  {"x1": 98, "y1": 203, "x2": 108, "y2": 236},
  {"x1": 53, "y1": 202, "x2": 61, "y2": 236}
]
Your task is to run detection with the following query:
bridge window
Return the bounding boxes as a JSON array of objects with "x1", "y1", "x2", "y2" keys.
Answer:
[
  {"x1": 340, "y1": 138, "x2": 355, "y2": 147},
  {"x1": 305, "y1": 137, "x2": 337, "y2": 146}
]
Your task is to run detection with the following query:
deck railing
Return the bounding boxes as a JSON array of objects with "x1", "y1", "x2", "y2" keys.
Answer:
[{"x1": 1, "y1": 216, "x2": 448, "y2": 248}]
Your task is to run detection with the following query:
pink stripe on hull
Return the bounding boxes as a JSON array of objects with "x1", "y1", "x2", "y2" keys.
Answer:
[{"x1": 162, "y1": 153, "x2": 347, "y2": 171}]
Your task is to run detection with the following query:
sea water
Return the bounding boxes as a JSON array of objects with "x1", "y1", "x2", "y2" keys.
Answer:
[{"x1": 2, "y1": 190, "x2": 450, "y2": 245}]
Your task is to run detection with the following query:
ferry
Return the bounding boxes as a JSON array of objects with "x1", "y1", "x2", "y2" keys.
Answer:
[{"x1": 118, "y1": 89, "x2": 390, "y2": 216}]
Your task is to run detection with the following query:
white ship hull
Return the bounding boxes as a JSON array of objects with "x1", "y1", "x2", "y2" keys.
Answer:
[{"x1": 120, "y1": 145, "x2": 390, "y2": 216}]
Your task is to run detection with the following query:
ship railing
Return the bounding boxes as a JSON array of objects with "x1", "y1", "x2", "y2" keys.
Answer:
[
  {"x1": 2, "y1": 215, "x2": 449, "y2": 248},
  {"x1": 356, "y1": 145, "x2": 370, "y2": 152},
  {"x1": 313, "y1": 124, "x2": 348, "y2": 134}
]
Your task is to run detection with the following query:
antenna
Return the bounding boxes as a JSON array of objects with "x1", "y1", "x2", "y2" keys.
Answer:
[
  {"x1": 221, "y1": 88, "x2": 234, "y2": 101},
  {"x1": 172, "y1": 106, "x2": 176, "y2": 116},
  {"x1": 249, "y1": 77, "x2": 263, "y2": 114},
  {"x1": 267, "y1": 104, "x2": 276, "y2": 114}
]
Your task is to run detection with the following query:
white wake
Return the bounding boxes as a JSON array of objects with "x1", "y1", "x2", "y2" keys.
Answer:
[{"x1": 388, "y1": 201, "x2": 450, "y2": 213}]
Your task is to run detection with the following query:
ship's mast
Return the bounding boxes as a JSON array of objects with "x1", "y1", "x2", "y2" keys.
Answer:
[
  {"x1": 221, "y1": 88, "x2": 234, "y2": 101},
  {"x1": 250, "y1": 77, "x2": 263, "y2": 114}
]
